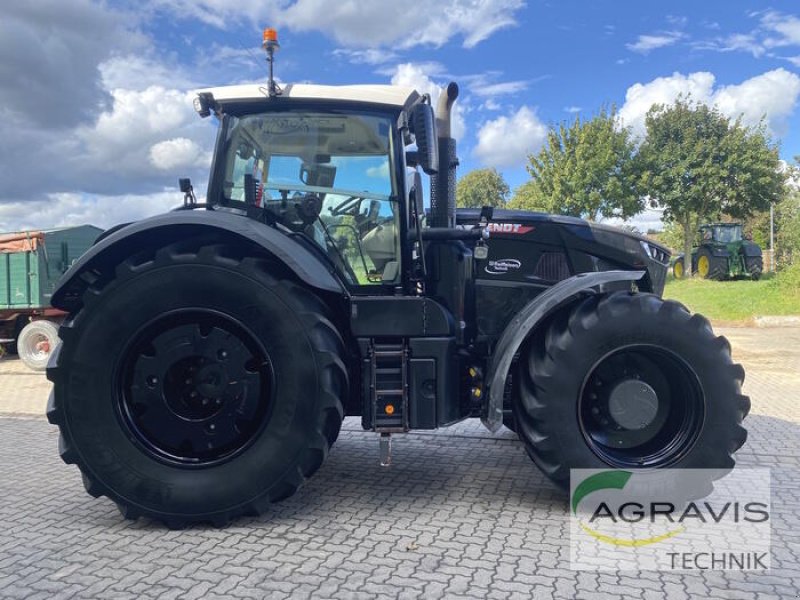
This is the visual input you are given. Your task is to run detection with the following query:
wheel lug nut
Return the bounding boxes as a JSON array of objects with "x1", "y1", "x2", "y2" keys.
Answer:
[
  {"x1": 190, "y1": 391, "x2": 197, "y2": 398},
  {"x1": 218, "y1": 349, "x2": 228, "y2": 360},
  {"x1": 215, "y1": 399, "x2": 222, "y2": 405},
  {"x1": 146, "y1": 376, "x2": 158, "y2": 387},
  {"x1": 591, "y1": 407, "x2": 600, "y2": 415}
]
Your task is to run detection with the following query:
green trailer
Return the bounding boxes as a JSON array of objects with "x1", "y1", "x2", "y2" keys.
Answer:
[{"x1": 0, "y1": 225, "x2": 102, "y2": 369}]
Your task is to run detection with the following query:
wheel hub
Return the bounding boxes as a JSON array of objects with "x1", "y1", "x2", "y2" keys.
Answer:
[
  {"x1": 607, "y1": 379, "x2": 658, "y2": 430},
  {"x1": 118, "y1": 311, "x2": 273, "y2": 466}
]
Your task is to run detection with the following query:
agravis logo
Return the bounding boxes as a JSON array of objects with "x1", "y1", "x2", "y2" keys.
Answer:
[{"x1": 569, "y1": 468, "x2": 771, "y2": 571}]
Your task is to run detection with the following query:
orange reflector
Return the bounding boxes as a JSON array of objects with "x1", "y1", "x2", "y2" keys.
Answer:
[
  {"x1": 385, "y1": 404, "x2": 395, "y2": 415},
  {"x1": 263, "y1": 28, "x2": 279, "y2": 44}
]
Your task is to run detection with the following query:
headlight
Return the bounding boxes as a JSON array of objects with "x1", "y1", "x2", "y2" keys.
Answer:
[{"x1": 640, "y1": 240, "x2": 669, "y2": 264}]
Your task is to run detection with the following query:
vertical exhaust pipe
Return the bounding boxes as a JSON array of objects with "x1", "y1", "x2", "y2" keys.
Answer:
[{"x1": 430, "y1": 82, "x2": 459, "y2": 228}]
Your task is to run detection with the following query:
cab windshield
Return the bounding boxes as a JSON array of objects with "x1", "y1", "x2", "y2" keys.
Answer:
[
  {"x1": 220, "y1": 111, "x2": 400, "y2": 286},
  {"x1": 706, "y1": 226, "x2": 742, "y2": 243}
]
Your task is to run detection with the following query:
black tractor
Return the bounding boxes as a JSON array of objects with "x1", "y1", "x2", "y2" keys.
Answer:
[
  {"x1": 46, "y1": 32, "x2": 749, "y2": 527},
  {"x1": 673, "y1": 223, "x2": 763, "y2": 280}
]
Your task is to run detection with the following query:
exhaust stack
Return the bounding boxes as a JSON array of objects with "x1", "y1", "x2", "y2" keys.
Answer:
[{"x1": 430, "y1": 82, "x2": 459, "y2": 228}]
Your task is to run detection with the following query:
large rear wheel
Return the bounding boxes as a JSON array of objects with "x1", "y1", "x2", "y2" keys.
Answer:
[
  {"x1": 745, "y1": 255, "x2": 763, "y2": 280},
  {"x1": 514, "y1": 292, "x2": 749, "y2": 487},
  {"x1": 47, "y1": 239, "x2": 347, "y2": 527}
]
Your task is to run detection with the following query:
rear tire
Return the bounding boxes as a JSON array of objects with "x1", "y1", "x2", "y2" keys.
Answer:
[
  {"x1": 47, "y1": 239, "x2": 347, "y2": 527},
  {"x1": 672, "y1": 260, "x2": 685, "y2": 279},
  {"x1": 745, "y1": 255, "x2": 763, "y2": 280},
  {"x1": 18, "y1": 319, "x2": 59, "y2": 371},
  {"x1": 514, "y1": 292, "x2": 749, "y2": 488}
]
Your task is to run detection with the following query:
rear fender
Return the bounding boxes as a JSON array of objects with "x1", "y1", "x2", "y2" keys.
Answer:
[
  {"x1": 741, "y1": 241, "x2": 762, "y2": 257},
  {"x1": 482, "y1": 270, "x2": 645, "y2": 432},
  {"x1": 51, "y1": 210, "x2": 345, "y2": 311}
]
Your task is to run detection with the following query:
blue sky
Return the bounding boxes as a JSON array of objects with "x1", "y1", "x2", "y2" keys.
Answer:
[{"x1": 1, "y1": 1, "x2": 799, "y2": 231}]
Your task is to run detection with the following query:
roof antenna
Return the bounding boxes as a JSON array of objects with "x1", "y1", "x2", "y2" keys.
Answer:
[{"x1": 262, "y1": 28, "x2": 282, "y2": 97}]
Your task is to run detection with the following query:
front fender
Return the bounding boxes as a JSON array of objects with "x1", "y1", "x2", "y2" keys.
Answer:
[
  {"x1": 52, "y1": 210, "x2": 345, "y2": 311},
  {"x1": 482, "y1": 270, "x2": 645, "y2": 432}
]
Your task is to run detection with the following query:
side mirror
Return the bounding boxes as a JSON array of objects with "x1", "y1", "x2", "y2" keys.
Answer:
[{"x1": 410, "y1": 103, "x2": 439, "y2": 176}]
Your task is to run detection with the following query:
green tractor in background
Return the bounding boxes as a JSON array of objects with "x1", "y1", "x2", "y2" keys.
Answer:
[{"x1": 673, "y1": 223, "x2": 763, "y2": 280}]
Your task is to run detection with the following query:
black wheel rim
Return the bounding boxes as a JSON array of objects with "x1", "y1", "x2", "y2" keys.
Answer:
[
  {"x1": 578, "y1": 345, "x2": 705, "y2": 468},
  {"x1": 116, "y1": 310, "x2": 273, "y2": 467}
]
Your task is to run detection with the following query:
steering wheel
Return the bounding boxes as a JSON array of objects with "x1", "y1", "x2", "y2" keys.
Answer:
[{"x1": 291, "y1": 192, "x2": 323, "y2": 225}]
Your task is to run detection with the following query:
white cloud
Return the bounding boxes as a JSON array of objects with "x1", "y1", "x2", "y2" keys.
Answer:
[
  {"x1": 389, "y1": 63, "x2": 466, "y2": 141},
  {"x1": 150, "y1": 138, "x2": 208, "y2": 171},
  {"x1": 332, "y1": 48, "x2": 398, "y2": 65},
  {"x1": 626, "y1": 31, "x2": 685, "y2": 54},
  {"x1": 564, "y1": 106, "x2": 582, "y2": 114},
  {"x1": 694, "y1": 10, "x2": 800, "y2": 60},
  {"x1": 470, "y1": 80, "x2": 530, "y2": 98},
  {"x1": 761, "y1": 10, "x2": 800, "y2": 48},
  {"x1": 0, "y1": 191, "x2": 188, "y2": 233},
  {"x1": 152, "y1": 0, "x2": 524, "y2": 49},
  {"x1": 71, "y1": 86, "x2": 215, "y2": 191},
  {"x1": 474, "y1": 106, "x2": 547, "y2": 168},
  {"x1": 692, "y1": 33, "x2": 766, "y2": 57},
  {"x1": 714, "y1": 69, "x2": 800, "y2": 134},
  {"x1": 618, "y1": 69, "x2": 800, "y2": 139}
]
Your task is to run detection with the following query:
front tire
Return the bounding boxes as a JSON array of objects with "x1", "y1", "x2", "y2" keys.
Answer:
[
  {"x1": 697, "y1": 248, "x2": 725, "y2": 280},
  {"x1": 514, "y1": 292, "x2": 749, "y2": 488},
  {"x1": 47, "y1": 239, "x2": 347, "y2": 527}
]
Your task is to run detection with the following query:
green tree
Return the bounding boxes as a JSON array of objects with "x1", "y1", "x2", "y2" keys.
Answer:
[
  {"x1": 510, "y1": 106, "x2": 641, "y2": 219},
  {"x1": 776, "y1": 190, "x2": 800, "y2": 267},
  {"x1": 638, "y1": 98, "x2": 785, "y2": 275},
  {"x1": 509, "y1": 180, "x2": 551, "y2": 212},
  {"x1": 456, "y1": 168, "x2": 510, "y2": 208}
]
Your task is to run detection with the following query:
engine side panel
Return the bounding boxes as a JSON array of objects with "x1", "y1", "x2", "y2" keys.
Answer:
[{"x1": 456, "y1": 209, "x2": 669, "y2": 339}]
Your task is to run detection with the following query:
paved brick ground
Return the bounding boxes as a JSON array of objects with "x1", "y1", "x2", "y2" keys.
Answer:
[{"x1": 1, "y1": 327, "x2": 799, "y2": 599}]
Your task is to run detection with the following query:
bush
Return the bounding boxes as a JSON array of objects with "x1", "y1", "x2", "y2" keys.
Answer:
[{"x1": 772, "y1": 261, "x2": 800, "y2": 292}]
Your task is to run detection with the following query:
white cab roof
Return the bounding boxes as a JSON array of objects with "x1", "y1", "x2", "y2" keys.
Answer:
[{"x1": 200, "y1": 83, "x2": 419, "y2": 109}]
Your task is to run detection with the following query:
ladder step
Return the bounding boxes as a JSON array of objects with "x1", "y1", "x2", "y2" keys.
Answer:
[
  {"x1": 375, "y1": 367, "x2": 402, "y2": 374},
  {"x1": 377, "y1": 389, "x2": 404, "y2": 395},
  {"x1": 374, "y1": 350, "x2": 404, "y2": 358}
]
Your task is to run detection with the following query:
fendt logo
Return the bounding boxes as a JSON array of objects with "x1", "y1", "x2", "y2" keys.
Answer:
[{"x1": 485, "y1": 222, "x2": 534, "y2": 234}]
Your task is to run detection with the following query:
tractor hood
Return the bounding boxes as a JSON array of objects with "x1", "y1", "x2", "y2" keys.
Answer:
[{"x1": 455, "y1": 208, "x2": 671, "y2": 296}]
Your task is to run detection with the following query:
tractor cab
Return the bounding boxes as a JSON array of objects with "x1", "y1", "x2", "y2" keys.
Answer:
[
  {"x1": 699, "y1": 223, "x2": 743, "y2": 245},
  {"x1": 217, "y1": 108, "x2": 402, "y2": 286}
]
